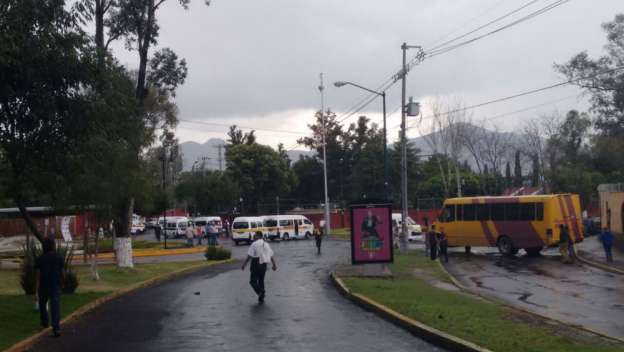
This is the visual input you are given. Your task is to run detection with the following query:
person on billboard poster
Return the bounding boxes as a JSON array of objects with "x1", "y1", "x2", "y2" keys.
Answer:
[{"x1": 360, "y1": 209, "x2": 384, "y2": 252}]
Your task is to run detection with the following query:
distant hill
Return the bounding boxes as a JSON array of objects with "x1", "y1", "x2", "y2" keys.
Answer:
[{"x1": 179, "y1": 139, "x2": 315, "y2": 171}]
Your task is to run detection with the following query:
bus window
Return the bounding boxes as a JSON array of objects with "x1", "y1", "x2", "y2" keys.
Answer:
[
  {"x1": 520, "y1": 203, "x2": 535, "y2": 221},
  {"x1": 476, "y1": 204, "x2": 489, "y2": 221},
  {"x1": 536, "y1": 203, "x2": 544, "y2": 221},
  {"x1": 279, "y1": 220, "x2": 290, "y2": 226},
  {"x1": 491, "y1": 204, "x2": 505, "y2": 221},
  {"x1": 250, "y1": 222, "x2": 257, "y2": 229},
  {"x1": 441, "y1": 205, "x2": 455, "y2": 222},
  {"x1": 463, "y1": 204, "x2": 476, "y2": 221},
  {"x1": 265, "y1": 219, "x2": 277, "y2": 227},
  {"x1": 506, "y1": 203, "x2": 520, "y2": 221}
]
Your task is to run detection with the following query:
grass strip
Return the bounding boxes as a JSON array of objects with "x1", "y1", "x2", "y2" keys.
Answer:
[
  {"x1": 330, "y1": 228, "x2": 350, "y2": 239},
  {"x1": 0, "y1": 260, "x2": 225, "y2": 349},
  {"x1": 342, "y1": 252, "x2": 623, "y2": 352}
]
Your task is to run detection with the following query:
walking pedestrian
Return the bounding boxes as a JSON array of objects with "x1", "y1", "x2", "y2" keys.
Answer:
[
  {"x1": 600, "y1": 227, "x2": 614, "y2": 263},
  {"x1": 35, "y1": 237, "x2": 63, "y2": 337},
  {"x1": 186, "y1": 224, "x2": 195, "y2": 247},
  {"x1": 241, "y1": 231, "x2": 277, "y2": 303},
  {"x1": 559, "y1": 224, "x2": 571, "y2": 264},
  {"x1": 392, "y1": 221, "x2": 399, "y2": 249},
  {"x1": 154, "y1": 224, "x2": 161, "y2": 243},
  {"x1": 294, "y1": 220, "x2": 299, "y2": 238},
  {"x1": 313, "y1": 228, "x2": 323, "y2": 254},
  {"x1": 437, "y1": 231, "x2": 448, "y2": 263}
]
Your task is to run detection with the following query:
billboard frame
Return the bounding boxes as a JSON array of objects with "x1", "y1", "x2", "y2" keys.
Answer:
[{"x1": 350, "y1": 202, "x2": 394, "y2": 265}]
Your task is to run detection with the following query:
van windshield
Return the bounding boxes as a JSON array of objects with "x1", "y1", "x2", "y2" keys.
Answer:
[
  {"x1": 233, "y1": 222, "x2": 248, "y2": 229},
  {"x1": 406, "y1": 217, "x2": 416, "y2": 225},
  {"x1": 166, "y1": 222, "x2": 176, "y2": 228}
]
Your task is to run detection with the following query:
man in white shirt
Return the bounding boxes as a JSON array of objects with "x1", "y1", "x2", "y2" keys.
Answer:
[{"x1": 241, "y1": 231, "x2": 277, "y2": 303}]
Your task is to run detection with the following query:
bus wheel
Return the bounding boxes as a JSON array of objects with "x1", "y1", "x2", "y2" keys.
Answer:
[
  {"x1": 525, "y1": 247, "x2": 542, "y2": 256},
  {"x1": 233, "y1": 240, "x2": 239, "y2": 246},
  {"x1": 283, "y1": 233, "x2": 289, "y2": 240},
  {"x1": 305, "y1": 232, "x2": 311, "y2": 239},
  {"x1": 497, "y1": 236, "x2": 517, "y2": 256}
]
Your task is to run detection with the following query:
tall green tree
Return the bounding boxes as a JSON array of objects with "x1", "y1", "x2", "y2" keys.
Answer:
[
  {"x1": 0, "y1": 0, "x2": 99, "y2": 242},
  {"x1": 513, "y1": 150, "x2": 522, "y2": 187},
  {"x1": 226, "y1": 143, "x2": 296, "y2": 214},
  {"x1": 290, "y1": 156, "x2": 324, "y2": 205}
]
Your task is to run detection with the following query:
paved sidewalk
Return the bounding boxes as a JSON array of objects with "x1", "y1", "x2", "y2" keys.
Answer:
[{"x1": 576, "y1": 235, "x2": 624, "y2": 271}]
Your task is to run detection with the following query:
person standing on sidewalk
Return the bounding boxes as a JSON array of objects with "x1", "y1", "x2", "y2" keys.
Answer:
[
  {"x1": 600, "y1": 227, "x2": 614, "y2": 263},
  {"x1": 437, "y1": 231, "x2": 449, "y2": 263},
  {"x1": 559, "y1": 224, "x2": 571, "y2": 264},
  {"x1": 241, "y1": 231, "x2": 277, "y2": 303},
  {"x1": 186, "y1": 224, "x2": 195, "y2": 247},
  {"x1": 35, "y1": 237, "x2": 64, "y2": 337},
  {"x1": 427, "y1": 225, "x2": 438, "y2": 260}
]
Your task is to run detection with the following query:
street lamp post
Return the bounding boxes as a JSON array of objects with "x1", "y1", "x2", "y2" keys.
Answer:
[
  {"x1": 319, "y1": 73, "x2": 331, "y2": 236},
  {"x1": 334, "y1": 81, "x2": 388, "y2": 199}
]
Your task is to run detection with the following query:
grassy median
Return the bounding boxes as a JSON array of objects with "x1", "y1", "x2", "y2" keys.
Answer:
[
  {"x1": 0, "y1": 260, "x2": 227, "y2": 350},
  {"x1": 342, "y1": 252, "x2": 623, "y2": 352}
]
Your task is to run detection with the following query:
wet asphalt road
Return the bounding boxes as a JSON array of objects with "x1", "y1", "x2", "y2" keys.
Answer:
[
  {"x1": 32, "y1": 239, "x2": 444, "y2": 352},
  {"x1": 443, "y1": 247, "x2": 624, "y2": 339}
]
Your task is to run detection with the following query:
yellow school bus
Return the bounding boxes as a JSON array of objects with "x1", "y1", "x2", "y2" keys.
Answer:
[{"x1": 434, "y1": 194, "x2": 584, "y2": 256}]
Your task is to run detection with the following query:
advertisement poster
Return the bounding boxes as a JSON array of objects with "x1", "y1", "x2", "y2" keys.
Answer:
[{"x1": 350, "y1": 203, "x2": 393, "y2": 264}]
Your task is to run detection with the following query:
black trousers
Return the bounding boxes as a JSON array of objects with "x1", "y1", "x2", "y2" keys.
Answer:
[
  {"x1": 249, "y1": 259, "x2": 267, "y2": 296},
  {"x1": 39, "y1": 290, "x2": 61, "y2": 332}
]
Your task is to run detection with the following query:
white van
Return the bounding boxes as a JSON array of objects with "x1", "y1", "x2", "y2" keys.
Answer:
[
  {"x1": 193, "y1": 216, "x2": 223, "y2": 233},
  {"x1": 131, "y1": 214, "x2": 145, "y2": 235},
  {"x1": 164, "y1": 217, "x2": 190, "y2": 238},
  {"x1": 232, "y1": 216, "x2": 265, "y2": 245},
  {"x1": 264, "y1": 215, "x2": 314, "y2": 240},
  {"x1": 392, "y1": 213, "x2": 422, "y2": 236}
]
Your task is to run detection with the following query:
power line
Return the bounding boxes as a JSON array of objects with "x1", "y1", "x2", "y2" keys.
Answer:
[
  {"x1": 405, "y1": 65, "x2": 624, "y2": 130},
  {"x1": 178, "y1": 118, "x2": 309, "y2": 136},
  {"x1": 426, "y1": 0, "x2": 571, "y2": 58}
]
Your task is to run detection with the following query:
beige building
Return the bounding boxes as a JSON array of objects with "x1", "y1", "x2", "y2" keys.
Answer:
[{"x1": 598, "y1": 183, "x2": 624, "y2": 234}]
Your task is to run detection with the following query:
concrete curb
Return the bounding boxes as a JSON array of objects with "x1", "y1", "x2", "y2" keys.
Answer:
[
  {"x1": 437, "y1": 260, "x2": 624, "y2": 345},
  {"x1": 4, "y1": 258, "x2": 236, "y2": 352},
  {"x1": 576, "y1": 254, "x2": 624, "y2": 275},
  {"x1": 76, "y1": 246, "x2": 208, "y2": 261},
  {"x1": 330, "y1": 272, "x2": 493, "y2": 352}
]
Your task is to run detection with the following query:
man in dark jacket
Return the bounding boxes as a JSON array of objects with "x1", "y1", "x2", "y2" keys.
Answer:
[
  {"x1": 35, "y1": 237, "x2": 64, "y2": 337},
  {"x1": 600, "y1": 227, "x2": 614, "y2": 263}
]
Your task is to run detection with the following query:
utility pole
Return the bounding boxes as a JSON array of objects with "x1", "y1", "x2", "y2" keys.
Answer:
[
  {"x1": 399, "y1": 43, "x2": 423, "y2": 252},
  {"x1": 217, "y1": 144, "x2": 223, "y2": 171},
  {"x1": 400, "y1": 43, "x2": 408, "y2": 252},
  {"x1": 319, "y1": 73, "x2": 331, "y2": 236}
]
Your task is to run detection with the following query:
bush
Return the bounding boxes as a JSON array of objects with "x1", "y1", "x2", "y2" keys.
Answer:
[
  {"x1": 57, "y1": 244, "x2": 79, "y2": 294},
  {"x1": 20, "y1": 245, "x2": 41, "y2": 295},
  {"x1": 62, "y1": 271, "x2": 79, "y2": 294},
  {"x1": 205, "y1": 246, "x2": 231, "y2": 261}
]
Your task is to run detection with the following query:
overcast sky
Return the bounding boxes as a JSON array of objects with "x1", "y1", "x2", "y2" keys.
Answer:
[{"x1": 110, "y1": 0, "x2": 622, "y2": 149}]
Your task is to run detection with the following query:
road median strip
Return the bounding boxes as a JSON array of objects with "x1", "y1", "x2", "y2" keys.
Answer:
[
  {"x1": 4, "y1": 258, "x2": 235, "y2": 352},
  {"x1": 576, "y1": 254, "x2": 624, "y2": 275},
  {"x1": 331, "y1": 272, "x2": 493, "y2": 352}
]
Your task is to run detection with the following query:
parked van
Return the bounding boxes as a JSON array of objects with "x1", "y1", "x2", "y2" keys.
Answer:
[
  {"x1": 264, "y1": 215, "x2": 314, "y2": 240},
  {"x1": 164, "y1": 217, "x2": 190, "y2": 238},
  {"x1": 232, "y1": 216, "x2": 265, "y2": 245},
  {"x1": 392, "y1": 213, "x2": 422, "y2": 236},
  {"x1": 131, "y1": 214, "x2": 145, "y2": 235},
  {"x1": 193, "y1": 216, "x2": 223, "y2": 233}
]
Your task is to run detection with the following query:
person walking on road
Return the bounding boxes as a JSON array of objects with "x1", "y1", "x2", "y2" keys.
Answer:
[
  {"x1": 242, "y1": 231, "x2": 277, "y2": 303},
  {"x1": 600, "y1": 227, "x2": 614, "y2": 263},
  {"x1": 294, "y1": 220, "x2": 299, "y2": 238},
  {"x1": 207, "y1": 222, "x2": 219, "y2": 246},
  {"x1": 35, "y1": 237, "x2": 64, "y2": 337},
  {"x1": 559, "y1": 224, "x2": 571, "y2": 264},
  {"x1": 313, "y1": 228, "x2": 323, "y2": 254}
]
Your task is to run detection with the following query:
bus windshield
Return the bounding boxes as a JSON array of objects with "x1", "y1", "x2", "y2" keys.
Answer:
[{"x1": 233, "y1": 222, "x2": 248, "y2": 229}]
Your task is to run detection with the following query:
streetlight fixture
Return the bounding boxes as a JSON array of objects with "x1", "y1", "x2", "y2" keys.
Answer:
[{"x1": 334, "y1": 81, "x2": 388, "y2": 198}]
